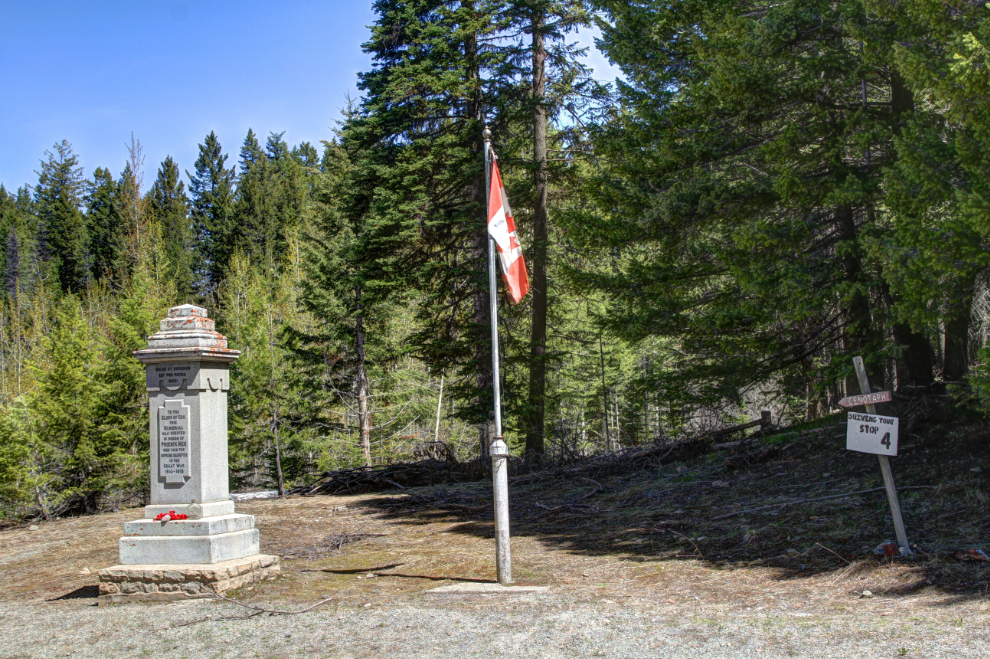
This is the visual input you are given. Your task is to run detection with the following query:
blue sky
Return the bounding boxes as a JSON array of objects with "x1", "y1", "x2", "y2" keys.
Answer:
[{"x1": 0, "y1": 1, "x2": 619, "y2": 193}]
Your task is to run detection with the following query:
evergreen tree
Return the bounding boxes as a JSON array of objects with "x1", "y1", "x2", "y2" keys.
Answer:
[
  {"x1": 869, "y1": 0, "x2": 990, "y2": 384},
  {"x1": 292, "y1": 141, "x2": 320, "y2": 169},
  {"x1": 146, "y1": 156, "x2": 194, "y2": 297},
  {"x1": 187, "y1": 131, "x2": 236, "y2": 292},
  {"x1": 85, "y1": 167, "x2": 128, "y2": 284},
  {"x1": 573, "y1": 0, "x2": 934, "y2": 414},
  {"x1": 232, "y1": 131, "x2": 310, "y2": 272},
  {"x1": 341, "y1": 0, "x2": 599, "y2": 458},
  {"x1": 92, "y1": 265, "x2": 162, "y2": 500},
  {"x1": 0, "y1": 396, "x2": 32, "y2": 511},
  {"x1": 239, "y1": 128, "x2": 262, "y2": 170},
  {"x1": 293, "y1": 141, "x2": 322, "y2": 198},
  {"x1": 500, "y1": 0, "x2": 593, "y2": 458},
  {"x1": 342, "y1": 0, "x2": 509, "y2": 455},
  {"x1": 4, "y1": 232, "x2": 20, "y2": 299},
  {"x1": 0, "y1": 186, "x2": 22, "y2": 297},
  {"x1": 301, "y1": 138, "x2": 403, "y2": 466},
  {"x1": 34, "y1": 140, "x2": 89, "y2": 293},
  {"x1": 28, "y1": 296, "x2": 104, "y2": 514},
  {"x1": 7, "y1": 186, "x2": 39, "y2": 296},
  {"x1": 0, "y1": 185, "x2": 12, "y2": 226},
  {"x1": 221, "y1": 251, "x2": 311, "y2": 493}
]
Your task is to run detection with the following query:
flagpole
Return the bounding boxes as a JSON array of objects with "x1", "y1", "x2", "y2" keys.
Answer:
[{"x1": 484, "y1": 125, "x2": 512, "y2": 585}]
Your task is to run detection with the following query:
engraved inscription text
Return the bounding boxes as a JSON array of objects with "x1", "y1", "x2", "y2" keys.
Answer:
[
  {"x1": 154, "y1": 362, "x2": 194, "y2": 390},
  {"x1": 158, "y1": 400, "x2": 190, "y2": 484}
]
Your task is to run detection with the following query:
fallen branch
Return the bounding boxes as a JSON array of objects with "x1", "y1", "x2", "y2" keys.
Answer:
[
  {"x1": 711, "y1": 488, "x2": 887, "y2": 520},
  {"x1": 171, "y1": 596, "x2": 334, "y2": 627},
  {"x1": 580, "y1": 477, "x2": 604, "y2": 499},
  {"x1": 669, "y1": 529, "x2": 705, "y2": 559},
  {"x1": 281, "y1": 532, "x2": 379, "y2": 559},
  {"x1": 213, "y1": 594, "x2": 334, "y2": 615},
  {"x1": 815, "y1": 542, "x2": 852, "y2": 565},
  {"x1": 724, "y1": 446, "x2": 780, "y2": 469},
  {"x1": 532, "y1": 501, "x2": 611, "y2": 514}
]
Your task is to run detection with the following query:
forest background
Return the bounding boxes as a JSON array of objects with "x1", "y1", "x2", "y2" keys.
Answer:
[{"x1": 2, "y1": 0, "x2": 990, "y2": 521}]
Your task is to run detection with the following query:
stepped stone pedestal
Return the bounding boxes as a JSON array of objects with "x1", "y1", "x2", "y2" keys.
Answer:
[{"x1": 99, "y1": 304, "x2": 279, "y2": 605}]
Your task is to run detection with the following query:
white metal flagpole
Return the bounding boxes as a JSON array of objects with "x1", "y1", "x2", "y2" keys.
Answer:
[{"x1": 484, "y1": 125, "x2": 512, "y2": 584}]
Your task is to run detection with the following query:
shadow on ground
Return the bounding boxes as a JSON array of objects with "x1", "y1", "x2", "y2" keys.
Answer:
[
  {"x1": 48, "y1": 585, "x2": 99, "y2": 601},
  {"x1": 356, "y1": 423, "x2": 990, "y2": 601}
]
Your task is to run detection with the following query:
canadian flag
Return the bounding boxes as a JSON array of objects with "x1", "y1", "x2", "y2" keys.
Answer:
[{"x1": 487, "y1": 157, "x2": 529, "y2": 304}]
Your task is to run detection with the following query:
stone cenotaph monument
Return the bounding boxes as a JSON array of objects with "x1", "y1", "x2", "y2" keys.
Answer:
[{"x1": 98, "y1": 304, "x2": 279, "y2": 604}]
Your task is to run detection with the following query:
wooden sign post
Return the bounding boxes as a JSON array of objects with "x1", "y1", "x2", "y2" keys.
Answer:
[{"x1": 849, "y1": 356, "x2": 911, "y2": 554}]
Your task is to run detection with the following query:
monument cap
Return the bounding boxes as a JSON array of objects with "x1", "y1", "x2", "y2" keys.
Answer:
[
  {"x1": 134, "y1": 305, "x2": 239, "y2": 364},
  {"x1": 169, "y1": 304, "x2": 208, "y2": 318}
]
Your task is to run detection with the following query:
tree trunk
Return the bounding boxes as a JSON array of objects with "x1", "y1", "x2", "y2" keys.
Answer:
[
  {"x1": 355, "y1": 287, "x2": 371, "y2": 466},
  {"x1": 614, "y1": 395, "x2": 621, "y2": 449},
  {"x1": 464, "y1": 0, "x2": 491, "y2": 463},
  {"x1": 526, "y1": 7, "x2": 549, "y2": 459},
  {"x1": 835, "y1": 204, "x2": 879, "y2": 392},
  {"x1": 434, "y1": 373, "x2": 445, "y2": 442},
  {"x1": 265, "y1": 302, "x2": 286, "y2": 496},
  {"x1": 943, "y1": 313, "x2": 970, "y2": 381},
  {"x1": 599, "y1": 334, "x2": 610, "y2": 451},
  {"x1": 890, "y1": 67, "x2": 915, "y2": 127},
  {"x1": 943, "y1": 276, "x2": 976, "y2": 381},
  {"x1": 273, "y1": 420, "x2": 285, "y2": 497},
  {"x1": 887, "y1": 65, "x2": 934, "y2": 389},
  {"x1": 642, "y1": 353, "x2": 650, "y2": 442},
  {"x1": 893, "y1": 322, "x2": 935, "y2": 388},
  {"x1": 880, "y1": 281, "x2": 935, "y2": 390},
  {"x1": 35, "y1": 484, "x2": 50, "y2": 521}
]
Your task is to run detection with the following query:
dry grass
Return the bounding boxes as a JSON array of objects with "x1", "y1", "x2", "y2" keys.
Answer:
[{"x1": 1, "y1": 421, "x2": 988, "y2": 622}]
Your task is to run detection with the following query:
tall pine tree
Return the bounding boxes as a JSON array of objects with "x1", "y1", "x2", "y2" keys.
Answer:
[
  {"x1": 34, "y1": 140, "x2": 89, "y2": 293},
  {"x1": 146, "y1": 157, "x2": 194, "y2": 298},
  {"x1": 85, "y1": 167, "x2": 129, "y2": 285},
  {"x1": 340, "y1": 0, "x2": 513, "y2": 456},
  {"x1": 870, "y1": 0, "x2": 990, "y2": 384},
  {"x1": 187, "y1": 131, "x2": 236, "y2": 292},
  {"x1": 233, "y1": 130, "x2": 309, "y2": 273},
  {"x1": 573, "y1": 0, "x2": 937, "y2": 415}
]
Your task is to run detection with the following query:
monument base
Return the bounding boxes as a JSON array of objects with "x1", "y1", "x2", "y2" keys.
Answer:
[
  {"x1": 118, "y1": 511, "x2": 261, "y2": 565},
  {"x1": 97, "y1": 554, "x2": 279, "y2": 605}
]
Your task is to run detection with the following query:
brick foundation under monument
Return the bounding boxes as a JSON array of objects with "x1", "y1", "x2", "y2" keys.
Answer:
[{"x1": 97, "y1": 554, "x2": 280, "y2": 605}]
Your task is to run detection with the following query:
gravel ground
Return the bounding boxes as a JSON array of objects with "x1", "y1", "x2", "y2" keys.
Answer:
[
  {"x1": 0, "y1": 588, "x2": 987, "y2": 659},
  {"x1": 3, "y1": 453, "x2": 990, "y2": 659}
]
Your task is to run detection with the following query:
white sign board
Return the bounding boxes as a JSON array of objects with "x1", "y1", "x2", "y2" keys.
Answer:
[
  {"x1": 838, "y1": 390, "x2": 892, "y2": 408},
  {"x1": 846, "y1": 412, "x2": 898, "y2": 456}
]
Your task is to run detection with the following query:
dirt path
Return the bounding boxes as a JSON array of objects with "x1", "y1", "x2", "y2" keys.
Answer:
[{"x1": 1, "y1": 475, "x2": 988, "y2": 658}]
